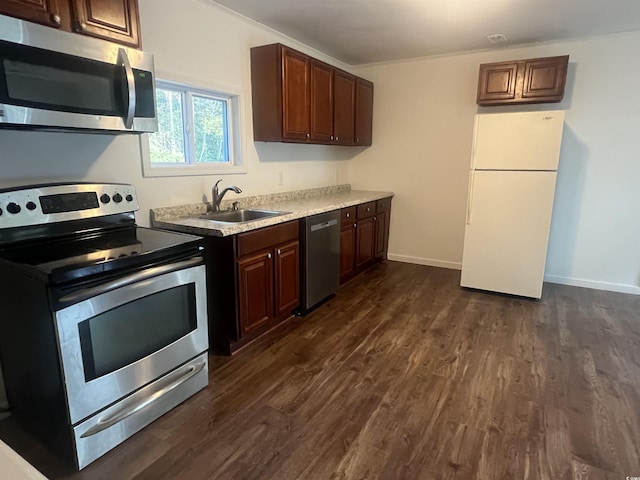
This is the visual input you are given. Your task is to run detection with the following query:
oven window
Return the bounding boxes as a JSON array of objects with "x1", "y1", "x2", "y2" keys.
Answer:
[{"x1": 78, "y1": 284, "x2": 197, "y2": 381}]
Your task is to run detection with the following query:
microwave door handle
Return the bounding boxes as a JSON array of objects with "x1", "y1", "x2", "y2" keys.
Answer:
[
  {"x1": 118, "y1": 48, "x2": 136, "y2": 129},
  {"x1": 57, "y1": 256, "x2": 202, "y2": 306}
]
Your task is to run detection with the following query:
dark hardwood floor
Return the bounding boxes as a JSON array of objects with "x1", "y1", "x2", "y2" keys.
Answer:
[{"x1": 2, "y1": 261, "x2": 640, "y2": 479}]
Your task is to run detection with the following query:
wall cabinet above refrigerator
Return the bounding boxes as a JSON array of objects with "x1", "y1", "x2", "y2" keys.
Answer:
[
  {"x1": 250, "y1": 43, "x2": 373, "y2": 146},
  {"x1": 477, "y1": 55, "x2": 569, "y2": 106}
]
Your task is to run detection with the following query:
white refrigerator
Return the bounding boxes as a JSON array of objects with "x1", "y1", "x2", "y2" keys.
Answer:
[{"x1": 460, "y1": 110, "x2": 565, "y2": 299}]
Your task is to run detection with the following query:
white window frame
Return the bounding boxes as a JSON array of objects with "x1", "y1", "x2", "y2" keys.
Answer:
[{"x1": 140, "y1": 75, "x2": 247, "y2": 177}]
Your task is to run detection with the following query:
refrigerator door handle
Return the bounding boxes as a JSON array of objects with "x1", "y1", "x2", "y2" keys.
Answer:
[{"x1": 466, "y1": 170, "x2": 475, "y2": 225}]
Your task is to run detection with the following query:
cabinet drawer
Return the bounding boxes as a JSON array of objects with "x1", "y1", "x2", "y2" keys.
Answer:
[
  {"x1": 341, "y1": 206, "x2": 356, "y2": 225},
  {"x1": 376, "y1": 197, "x2": 392, "y2": 213},
  {"x1": 357, "y1": 202, "x2": 376, "y2": 219},
  {"x1": 237, "y1": 221, "x2": 299, "y2": 257}
]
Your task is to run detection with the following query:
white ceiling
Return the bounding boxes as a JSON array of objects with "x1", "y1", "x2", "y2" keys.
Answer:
[{"x1": 211, "y1": 0, "x2": 640, "y2": 65}]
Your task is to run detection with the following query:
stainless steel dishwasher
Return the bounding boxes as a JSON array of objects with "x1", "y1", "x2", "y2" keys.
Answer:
[{"x1": 299, "y1": 210, "x2": 340, "y2": 314}]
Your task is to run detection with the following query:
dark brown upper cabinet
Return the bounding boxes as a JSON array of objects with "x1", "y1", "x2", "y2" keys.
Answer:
[
  {"x1": 250, "y1": 43, "x2": 373, "y2": 146},
  {"x1": 310, "y1": 59, "x2": 334, "y2": 142},
  {"x1": 333, "y1": 69, "x2": 356, "y2": 145},
  {"x1": 477, "y1": 55, "x2": 569, "y2": 106},
  {"x1": 355, "y1": 78, "x2": 374, "y2": 146},
  {"x1": 71, "y1": 0, "x2": 140, "y2": 47},
  {"x1": 0, "y1": 0, "x2": 141, "y2": 48},
  {"x1": 0, "y1": 0, "x2": 63, "y2": 28}
]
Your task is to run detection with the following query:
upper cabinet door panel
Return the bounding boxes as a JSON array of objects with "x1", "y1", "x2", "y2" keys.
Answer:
[
  {"x1": 355, "y1": 78, "x2": 373, "y2": 146},
  {"x1": 281, "y1": 47, "x2": 310, "y2": 140},
  {"x1": 0, "y1": 0, "x2": 62, "y2": 28},
  {"x1": 477, "y1": 62, "x2": 519, "y2": 103},
  {"x1": 71, "y1": 0, "x2": 140, "y2": 47},
  {"x1": 333, "y1": 70, "x2": 355, "y2": 145},
  {"x1": 310, "y1": 60, "x2": 333, "y2": 142},
  {"x1": 522, "y1": 56, "x2": 569, "y2": 100}
]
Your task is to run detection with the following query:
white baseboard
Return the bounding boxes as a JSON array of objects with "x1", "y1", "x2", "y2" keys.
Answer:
[
  {"x1": 386, "y1": 255, "x2": 640, "y2": 296},
  {"x1": 387, "y1": 253, "x2": 462, "y2": 270},
  {"x1": 544, "y1": 274, "x2": 640, "y2": 295}
]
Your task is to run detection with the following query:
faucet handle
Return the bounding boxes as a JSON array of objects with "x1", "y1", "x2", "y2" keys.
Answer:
[{"x1": 232, "y1": 201, "x2": 239, "y2": 211}]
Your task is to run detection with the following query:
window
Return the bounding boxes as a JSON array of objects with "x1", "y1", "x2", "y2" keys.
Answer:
[{"x1": 141, "y1": 79, "x2": 245, "y2": 177}]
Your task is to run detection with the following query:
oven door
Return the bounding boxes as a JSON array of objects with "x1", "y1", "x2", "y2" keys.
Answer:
[{"x1": 54, "y1": 258, "x2": 208, "y2": 425}]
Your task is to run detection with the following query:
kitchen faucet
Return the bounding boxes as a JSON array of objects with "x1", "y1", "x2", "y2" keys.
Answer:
[{"x1": 212, "y1": 179, "x2": 242, "y2": 212}]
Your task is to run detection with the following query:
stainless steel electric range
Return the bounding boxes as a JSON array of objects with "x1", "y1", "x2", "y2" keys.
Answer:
[{"x1": 0, "y1": 183, "x2": 209, "y2": 470}]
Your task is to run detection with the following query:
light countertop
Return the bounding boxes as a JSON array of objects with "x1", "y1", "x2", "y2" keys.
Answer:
[{"x1": 151, "y1": 185, "x2": 394, "y2": 237}]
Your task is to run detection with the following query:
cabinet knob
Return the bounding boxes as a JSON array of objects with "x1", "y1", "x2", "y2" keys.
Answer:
[
  {"x1": 79, "y1": 21, "x2": 87, "y2": 31},
  {"x1": 267, "y1": 252, "x2": 272, "y2": 259},
  {"x1": 346, "y1": 212, "x2": 350, "y2": 218},
  {"x1": 336, "y1": 136, "x2": 339, "y2": 142},
  {"x1": 51, "y1": 14, "x2": 61, "y2": 25},
  {"x1": 353, "y1": 223, "x2": 357, "y2": 228},
  {"x1": 374, "y1": 216, "x2": 377, "y2": 220},
  {"x1": 277, "y1": 249, "x2": 281, "y2": 255},
  {"x1": 331, "y1": 135, "x2": 334, "y2": 141},
  {"x1": 366, "y1": 207, "x2": 370, "y2": 212},
  {"x1": 306, "y1": 133, "x2": 310, "y2": 139}
]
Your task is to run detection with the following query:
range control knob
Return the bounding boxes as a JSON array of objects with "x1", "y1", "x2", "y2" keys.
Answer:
[
  {"x1": 26, "y1": 201, "x2": 37, "y2": 211},
  {"x1": 6, "y1": 202, "x2": 21, "y2": 214},
  {"x1": 112, "y1": 193, "x2": 123, "y2": 203},
  {"x1": 125, "y1": 194, "x2": 134, "y2": 202},
  {"x1": 100, "y1": 194, "x2": 111, "y2": 204}
]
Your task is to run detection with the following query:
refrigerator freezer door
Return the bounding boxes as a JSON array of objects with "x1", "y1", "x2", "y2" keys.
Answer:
[
  {"x1": 461, "y1": 170, "x2": 557, "y2": 298},
  {"x1": 472, "y1": 111, "x2": 565, "y2": 171}
]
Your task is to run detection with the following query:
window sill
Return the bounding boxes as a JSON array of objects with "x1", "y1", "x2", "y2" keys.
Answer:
[{"x1": 139, "y1": 135, "x2": 247, "y2": 178}]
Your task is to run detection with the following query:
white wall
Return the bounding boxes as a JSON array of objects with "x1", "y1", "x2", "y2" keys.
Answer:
[
  {"x1": 350, "y1": 32, "x2": 640, "y2": 294},
  {"x1": 0, "y1": 0, "x2": 359, "y2": 226}
]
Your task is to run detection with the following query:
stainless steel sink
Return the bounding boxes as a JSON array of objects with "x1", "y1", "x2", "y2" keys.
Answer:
[{"x1": 198, "y1": 209, "x2": 289, "y2": 223}]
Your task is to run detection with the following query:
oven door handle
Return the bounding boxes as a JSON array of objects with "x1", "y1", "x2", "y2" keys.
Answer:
[
  {"x1": 80, "y1": 358, "x2": 206, "y2": 438},
  {"x1": 58, "y1": 256, "x2": 203, "y2": 306}
]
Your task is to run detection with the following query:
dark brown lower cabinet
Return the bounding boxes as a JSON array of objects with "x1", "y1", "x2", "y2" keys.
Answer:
[
  {"x1": 340, "y1": 222, "x2": 356, "y2": 281},
  {"x1": 340, "y1": 197, "x2": 392, "y2": 284},
  {"x1": 205, "y1": 221, "x2": 300, "y2": 354},
  {"x1": 237, "y1": 251, "x2": 273, "y2": 337},
  {"x1": 274, "y1": 241, "x2": 300, "y2": 316},
  {"x1": 375, "y1": 197, "x2": 391, "y2": 260},
  {"x1": 355, "y1": 216, "x2": 375, "y2": 268}
]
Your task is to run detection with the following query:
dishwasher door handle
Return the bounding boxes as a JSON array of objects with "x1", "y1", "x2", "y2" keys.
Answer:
[{"x1": 310, "y1": 219, "x2": 338, "y2": 232}]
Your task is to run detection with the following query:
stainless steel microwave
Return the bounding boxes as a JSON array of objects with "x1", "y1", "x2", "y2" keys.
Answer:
[{"x1": 0, "y1": 15, "x2": 157, "y2": 133}]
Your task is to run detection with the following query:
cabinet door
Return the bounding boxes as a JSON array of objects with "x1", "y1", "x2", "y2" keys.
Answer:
[
  {"x1": 71, "y1": 0, "x2": 140, "y2": 47},
  {"x1": 355, "y1": 78, "x2": 373, "y2": 146},
  {"x1": 340, "y1": 223, "x2": 356, "y2": 282},
  {"x1": 522, "y1": 56, "x2": 569, "y2": 101},
  {"x1": 355, "y1": 217, "x2": 375, "y2": 268},
  {"x1": 333, "y1": 70, "x2": 355, "y2": 145},
  {"x1": 0, "y1": 0, "x2": 62, "y2": 28},
  {"x1": 374, "y1": 211, "x2": 388, "y2": 259},
  {"x1": 282, "y1": 47, "x2": 310, "y2": 141},
  {"x1": 237, "y1": 251, "x2": 273, "y2": 337},
  {"x1": 310, "y1": 60, "x2": 333, "y2": 143},
  {"x1": 274, "y1": 241, "x2": 300, "y2": 316},
  {"x1": 477, "y1": 62, "x2": 519, "y2": 104}
]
